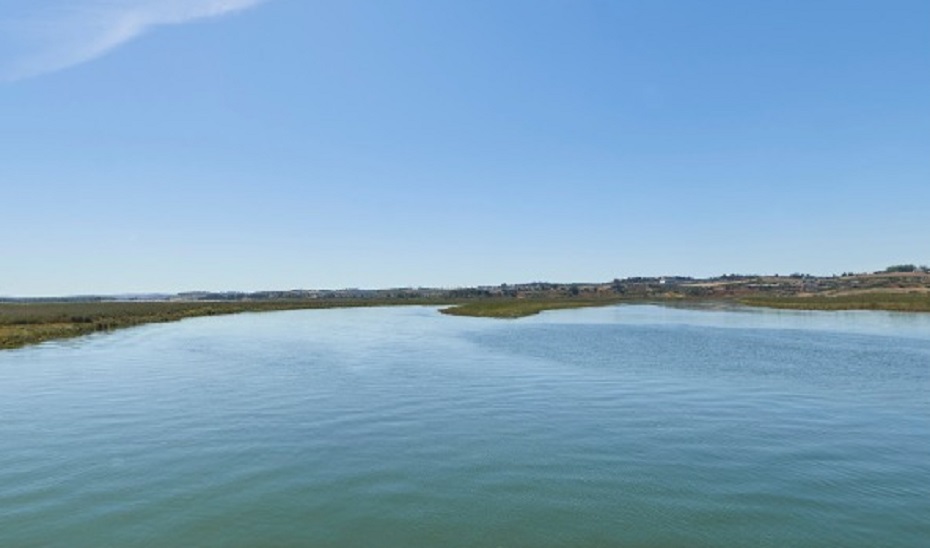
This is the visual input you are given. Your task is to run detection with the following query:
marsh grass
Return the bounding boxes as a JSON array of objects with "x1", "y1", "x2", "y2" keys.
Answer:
[
  {"x1": 445, "y1": 291, "x2": 930, "y2": 319},
  {"x1": 740, "y1": 292, "x2": 930, "y2": 313},
  {"x1": 440, "y1": 298, "x2": 627, "y2": 318}
]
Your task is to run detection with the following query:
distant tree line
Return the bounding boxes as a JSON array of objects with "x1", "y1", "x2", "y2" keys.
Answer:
[{"x1": 883, "y1": 264, "x2": 928, "y2": 273}]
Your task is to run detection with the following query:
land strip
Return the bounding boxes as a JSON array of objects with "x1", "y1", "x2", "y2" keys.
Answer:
[
  {"x1": 739, "y1": 292, "x2": 930, "y2": 313},
  {"x1": 439, "y1": 298, "x2": 629, "y2": 318}
]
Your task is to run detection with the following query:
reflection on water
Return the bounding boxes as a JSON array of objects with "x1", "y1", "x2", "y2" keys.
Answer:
[{"x1": 1, "y1": 305, "x2": 928, "y2": 547}]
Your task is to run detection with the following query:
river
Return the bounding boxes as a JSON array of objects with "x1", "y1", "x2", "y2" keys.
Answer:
[{"x1": 1, "y1": 305, "x2": 928, "y2": 546}]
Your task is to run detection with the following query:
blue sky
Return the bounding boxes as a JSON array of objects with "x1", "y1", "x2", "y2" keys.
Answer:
[{"x1": 2, "y1": 0, "x2": 928, "y2": 296}]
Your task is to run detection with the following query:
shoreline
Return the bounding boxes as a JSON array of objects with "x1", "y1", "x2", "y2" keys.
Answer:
[{"x1": 3, "y1": 292, "x2": 930, "y2": 350}]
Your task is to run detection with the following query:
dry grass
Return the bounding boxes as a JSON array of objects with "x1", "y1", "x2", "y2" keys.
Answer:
[
  {"x1": 740, "y1": 292, "x2": 930, "y2": 313},
  {"x1": 440, "y1": 298, "x2": 627, "y2": 319}
]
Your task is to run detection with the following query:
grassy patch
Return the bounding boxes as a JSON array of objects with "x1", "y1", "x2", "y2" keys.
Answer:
[
  {"x1": 740, "y1": 292, "x2": 930, "y2": 313},
  {"x1": 440, "y1": 299, "x2": 626, "y2": 319}
]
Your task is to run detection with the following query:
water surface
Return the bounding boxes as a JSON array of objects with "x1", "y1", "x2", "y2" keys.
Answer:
[{"x1": 1, "y1": 305, "x2": 928, "y2": 546}]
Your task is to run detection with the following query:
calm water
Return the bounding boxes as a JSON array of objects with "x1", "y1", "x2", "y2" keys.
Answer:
[{"x1": 1, "y1": 305, "x2": 928, "y2": 547}]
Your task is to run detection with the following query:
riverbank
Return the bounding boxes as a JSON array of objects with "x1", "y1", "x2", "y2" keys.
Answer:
[
  {"x1": 739, "y1": 292, "x2": 930, "y2": 313},
  {"x1": 440, "y1": 292, "x2": 930, "y2": 320}
]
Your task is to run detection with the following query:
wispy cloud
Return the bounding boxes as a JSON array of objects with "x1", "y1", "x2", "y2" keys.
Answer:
[{"x1": 0, "y1": 0, "x2": 268, "y2": 81}]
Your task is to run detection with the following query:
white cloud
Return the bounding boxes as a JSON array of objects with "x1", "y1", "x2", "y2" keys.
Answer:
[{"x1": 0, "y1": 0, "x2": 268, "y2": 80}]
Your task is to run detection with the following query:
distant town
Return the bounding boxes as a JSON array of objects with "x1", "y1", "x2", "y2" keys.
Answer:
[{"x1": 3, "y1": 264, "x2": 928, "y2": 304}]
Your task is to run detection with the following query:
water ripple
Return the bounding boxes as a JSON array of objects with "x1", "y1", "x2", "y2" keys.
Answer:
[{"x1": 1, "y1": 306, "x2": 928, "y2": 546}]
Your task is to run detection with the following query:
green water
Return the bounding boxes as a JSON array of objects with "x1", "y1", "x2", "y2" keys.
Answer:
[{"x1": 1, "y1": 305, "x2": 928, "y2": 546}]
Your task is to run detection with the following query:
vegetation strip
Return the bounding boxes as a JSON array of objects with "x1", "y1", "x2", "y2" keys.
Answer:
[
  {"x1": 439, "y1": 299, "x2": 627, "y2": 318},
  {"x1": 740, "y1": 292, "x2": 930, "y2": 313}
]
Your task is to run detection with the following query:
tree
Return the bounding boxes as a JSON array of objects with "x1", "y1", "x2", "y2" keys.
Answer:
[
  {"x1": 885, "y1": 264, "x2": 917, "y2": 273},
  {"x1": 611, "y1": 279, "x2": 626, "y2": 294}
]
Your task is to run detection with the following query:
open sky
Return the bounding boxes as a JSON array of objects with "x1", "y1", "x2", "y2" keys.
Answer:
[{"x1": 2, "y1": 0, "x2": 928, "y2": 296}]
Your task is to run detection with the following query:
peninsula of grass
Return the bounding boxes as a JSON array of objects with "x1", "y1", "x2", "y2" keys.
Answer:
[
  {"x1": 440, "y1": 298, "x2": 628, "y2": 319},
  {"x1": 740, "y1": 292, "x2": 930, "y2": 313},
  {"x1": 0, "y1": 299, "x2": 446, "y2": 350}
]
